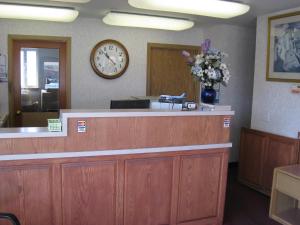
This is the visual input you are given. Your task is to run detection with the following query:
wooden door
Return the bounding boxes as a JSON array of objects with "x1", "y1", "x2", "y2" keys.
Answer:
[
  {"x1": 177, "y1": 152, "x2": 228, "y2": 225},
  {"x1": 9, "y1": 36, "x2": 71, "y2": 127},
  {"x1": 61, "y1": 160, "x2": 118, "y2": 225},
  {"x1": 0, "y1": 165, "x2": 60, "y2": 225},
  {"x1": 238, "y1": 128, "x2": 267, "y2": 188},
  {"x1": 123, "y1": 157, "x2": 174, "y2": 225},
  {"x1": 147, "y1": 43, "x2": 200, "y2": 102},
  {"x1": 262, "y1": 136, "x2": 299, "y2": 193}
]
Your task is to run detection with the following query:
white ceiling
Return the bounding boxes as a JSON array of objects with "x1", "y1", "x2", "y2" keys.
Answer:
[{"x1": 2, "y1": 0, "x2": 300, "y2": 27}]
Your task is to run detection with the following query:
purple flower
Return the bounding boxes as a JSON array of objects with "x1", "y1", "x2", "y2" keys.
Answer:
[
  {"x1": 201, "y1": 39, "x2": 211, "y2": 54},
  {"x1": 182, "y1": 50, "x2": 191, "y2": 57},
  {"x1": 182, "y1": 50, "x2": 194, "y2": 65}
]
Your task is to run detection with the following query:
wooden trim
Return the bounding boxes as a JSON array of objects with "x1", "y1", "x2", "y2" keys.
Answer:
[
  {"x1": 170, "y1": 156, "x2": 180, "y2": 224},
  {"x1": 116, "y1": 159, "x2": 125, "y2": 225},
  {"x1": 8, "y1": 34, "x2": 71, "y2": 42},
  {"x1": 147, "y1": 43, "x2": 201, "y2": 50},
  {"x1": 8, "y1": 35, "x2": 71, "y2": 125},
  {"x1": 241, "y1": 127, "x2": 299, "y2": 142},
  {"x1": 0, "y1": 116, "x2": 231, "y2": 155},
  {"x1": 146, "y1": 43, "x2": 200, "y2": 101},
  {"x1": 146, "y1": 43, "x2": 151, "y2": 95},
  {"x1": 0, "y1": 148, "x2": 228, "y2": 167},
  {"x1": 238, "y1": 127, "x2": 300, "y2": 196},
  {"x1": 66, "y1": 38, "x2": 72, "y2": 108},
  {"x1": 218, "y1": 151, "x2": 229, "y2": 225},
  {"x1": 0, "y1": 148, "x2": 229, "y2": 225}
]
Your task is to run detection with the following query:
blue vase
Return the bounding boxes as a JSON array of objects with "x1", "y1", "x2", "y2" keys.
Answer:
[{"x1": 201, "y1": 86, "x2": 216, "y2": 104}]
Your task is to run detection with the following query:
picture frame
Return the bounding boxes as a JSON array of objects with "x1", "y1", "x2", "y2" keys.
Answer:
[
  {"x1": 0, "y1": 53, "x2": 7, "y2": 82},
  {"x1": 266, "y1": 11, "x2": 300, "y2": 83}
]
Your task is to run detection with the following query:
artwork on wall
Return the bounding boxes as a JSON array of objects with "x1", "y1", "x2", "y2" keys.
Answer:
[
  {"x1": 0, "y1": 53, "x2": 7, "y2": 82},
  {"x1": 267, "y1": 11, "x2": 300, "y2": 83},
  {"x1": 44, "y1": 61, "x2": 59, "y2": 89}
]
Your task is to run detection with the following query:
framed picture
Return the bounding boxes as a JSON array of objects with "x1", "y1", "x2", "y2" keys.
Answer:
[
  {"x1": 267, "y1": 11, "x2": 300, "y2": 83},
  {"x1": 0, "y1": 53, "x2": 7, "y2": 82}
]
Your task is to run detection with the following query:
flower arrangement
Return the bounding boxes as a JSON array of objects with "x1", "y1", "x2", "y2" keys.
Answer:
[{"x1": 182, "y1": 39, "x2": 230, "y2": 88}]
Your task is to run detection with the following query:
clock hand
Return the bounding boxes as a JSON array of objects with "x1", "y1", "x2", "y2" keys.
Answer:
[
  {"x1": 107, "y1": 55, "x2": 116, "y2": 65},
  {"x1": 100, "y1": 49, "x2": 116, "y2": 65}
]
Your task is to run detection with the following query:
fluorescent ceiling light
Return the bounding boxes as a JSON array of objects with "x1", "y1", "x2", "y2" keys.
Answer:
[
  {"x1": 50, "y1": 0, "x2": 90, "y2": 3},
  {"x1": 128, "y1": 0, "x2": 250, "y2": 19},
  {"x1": 0, "y1": 3, "x2": 79, "y2": 22},
  {"x1": 103, "y1": 12, "x2": 194, "y2": 31}
]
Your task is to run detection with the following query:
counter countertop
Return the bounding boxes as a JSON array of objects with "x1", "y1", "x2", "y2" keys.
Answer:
[{"x1": 0, "y1": 108, "x2": 234, "y2": 139}]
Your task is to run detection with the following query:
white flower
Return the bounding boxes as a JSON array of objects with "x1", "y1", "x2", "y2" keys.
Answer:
[
  {"x1": 195, "y1": 55, "x2": 204, "y2": 65},
  {"x1": 191, "y1": 65, "x2": 203, "y2": 76},
  {"x1": 222, "y1": 68, "x2": 230, "y2": 77},
  {"x1": 207, "y1": 68, "x2": 217, "y2": 80},
  {"x1": 220, "y1": 63, "x2": 227, "y2": 70},
  {"x1": 184, "y1": 46, "x2": 230, "y2": 86},
  {"x1": 223, "y1": 76, "x2": 230, "y2": 83}
]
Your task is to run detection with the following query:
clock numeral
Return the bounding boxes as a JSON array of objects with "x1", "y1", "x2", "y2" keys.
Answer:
[
  {"x1": 104, "y1": 47, "x2": 107, "y2": 51},
  {"x1": 119, "y1": 52, "x2": 123, "y2": 56},
  {"x1": 114, "y1": 68, "x2": 117, "y2": 73},
  {"x1": 119, "y1": 64, "x2": 122, "y2": 69},
  {"x1": 109, "y1": 45, "x2": 114, "y2": 50}
]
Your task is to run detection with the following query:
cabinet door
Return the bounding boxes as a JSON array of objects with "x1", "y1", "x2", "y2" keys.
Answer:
[
  {"x1": 177, "y1": 152, "x2": 228, "y2": 225},
  {"x1": 0, "y1": 165, "x2": 59, "y2": 225},
  {"x1": 123, "y1": 157, "x2": 174, "y2": 225},
  {"x1": 239, "y1": 129, "x2": 267, "y2": 187},
  {"x1": 262, "y1": 137, "x2": 299, "y2": 193},
  {"x1": 61, "y1": 160, "x2": 117, "y2": 225}
]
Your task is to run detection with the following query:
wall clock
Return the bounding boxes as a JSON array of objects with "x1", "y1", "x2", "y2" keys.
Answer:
[{"x1": 90, "y1": 39, "x2": 129, "y2": 79}]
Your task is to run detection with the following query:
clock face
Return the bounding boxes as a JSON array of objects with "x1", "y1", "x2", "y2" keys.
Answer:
[{"x1": 90, "y1": 39, "x2": 129, "y2": 79}]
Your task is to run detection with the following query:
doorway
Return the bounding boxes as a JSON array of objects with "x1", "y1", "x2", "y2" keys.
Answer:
[
  {"x1": 147, "y1": 43, "x2": 200, "y2": 102},
  {"x1": 8, "y1": 35, "x2": 71, "y2": 127}
]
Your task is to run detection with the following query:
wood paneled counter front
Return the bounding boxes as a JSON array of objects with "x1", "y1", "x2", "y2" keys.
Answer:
[{"x1": 0, "y1": 109, "x2": 234, "y2": 225}]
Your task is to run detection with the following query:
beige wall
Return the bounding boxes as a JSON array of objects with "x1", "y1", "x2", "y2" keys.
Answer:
[
  {"x1": 0, "y1": 17, "x2": 204, "y2": 113},
  {"x1": 251, "y1": 7, "x2": 300, "y2": 138},
  {"x1": 203, "y1": 24, "x2": 256, "y2": 161}
]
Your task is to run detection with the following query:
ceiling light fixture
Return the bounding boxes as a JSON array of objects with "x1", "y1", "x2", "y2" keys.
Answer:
[
  {"x1": 103, "y1": 12, "x2": 194, "y2": 31},
  {"x1": 128, "y1": 0, "x2": 250, "y2": 19},
  {"x1": 0, "y1": 3, "x2": 79, "y2": 22}
]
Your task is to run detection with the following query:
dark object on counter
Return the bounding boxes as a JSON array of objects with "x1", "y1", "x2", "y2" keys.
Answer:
[
  {"x1": 182, "y1": 102, "x2": 197, "y2": 111},
  {"x1": 0, "y1": 213, "x2": 21, "y2": 225},
  {"x1": 110, "y1": 99, "x2": 150, "y2": 109}
]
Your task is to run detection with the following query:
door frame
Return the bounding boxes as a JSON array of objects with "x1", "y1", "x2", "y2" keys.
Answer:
[{"x1": 8, "y1": 35, "x2": 71, "y2": 126}]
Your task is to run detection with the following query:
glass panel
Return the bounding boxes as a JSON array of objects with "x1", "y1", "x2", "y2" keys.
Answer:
[{"x1": 20, "y1": 48, "x2": 60, "y2": 112}]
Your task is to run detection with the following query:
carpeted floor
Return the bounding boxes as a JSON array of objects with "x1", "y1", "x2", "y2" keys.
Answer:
[{"x1": 223, "y1": 166, "x2": 281, "y2": 225}]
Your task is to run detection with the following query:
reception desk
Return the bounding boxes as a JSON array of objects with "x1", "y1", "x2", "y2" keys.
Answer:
[{"x1": 0, "y1": 109, "x2": 234, "y2": 225}]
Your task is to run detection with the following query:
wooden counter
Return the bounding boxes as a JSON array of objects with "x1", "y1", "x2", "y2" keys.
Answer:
[{"x1": 0, "y1": 109, "x2": 234, "y2": 225}]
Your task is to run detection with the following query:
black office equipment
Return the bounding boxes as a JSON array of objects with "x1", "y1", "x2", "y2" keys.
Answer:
[
  {"x1": 110, "y1": 99, "x2": 150, "y2": 109},
  {"x1": 0, "y1": 213, "x2": 21, "y2": 225}
]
